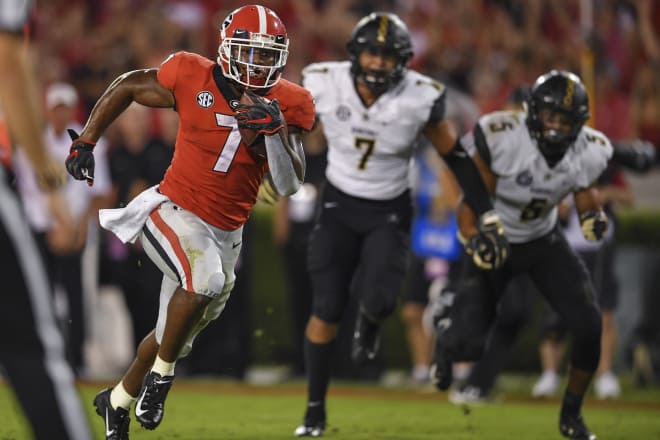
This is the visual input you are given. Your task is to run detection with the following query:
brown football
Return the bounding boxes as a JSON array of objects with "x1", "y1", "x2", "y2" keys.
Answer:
[{"x1": 238, "y1": 92, "x2": 266, "y2": 159}]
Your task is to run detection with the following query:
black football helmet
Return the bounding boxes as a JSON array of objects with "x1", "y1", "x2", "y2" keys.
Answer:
[
  {"x1": 347, "y1": 12, "x2": 413, "y2": 93},
  {"x1": 526, "y1": 70, "x2": 590, "y2": 166}
]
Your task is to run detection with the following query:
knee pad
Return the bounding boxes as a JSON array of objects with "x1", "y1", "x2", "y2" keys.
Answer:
[
  {"x1": 207, "y1": 271, "x2": 226, "y2": 296},
  {"x1": 361, "y1": 274, "x2": 405, "y2": 321},
  {"x1": 178, "y1": 282, "x2": 235, "y2": 360},
  {"x1": 203, "y1": 280, "x2": 234, "y2": 322},
  {"x1": 313, "y1": 299, "x2": 343, "y2": 324},
  {"x1": 361, "y1": 297, "x2": 397, "y2": 323}
]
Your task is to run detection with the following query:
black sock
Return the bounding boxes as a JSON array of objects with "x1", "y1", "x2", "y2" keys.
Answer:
[
  {"x1": 304, "y1": 337, "x2": 334, "y2": 423},
  {"x1": 560, "y1": 391, "x2": 584, "y2": 417}
]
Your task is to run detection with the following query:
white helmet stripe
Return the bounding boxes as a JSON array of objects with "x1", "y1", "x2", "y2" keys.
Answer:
[{"x1": 256, "y1": 4, "x2": 267, "y2": 33}]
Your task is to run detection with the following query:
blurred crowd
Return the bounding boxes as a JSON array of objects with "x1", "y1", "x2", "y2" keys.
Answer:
[
  {"x1": 15, "y1": 0, "x2": 659, "y2": 383},
  {"x1": 32, "y1": 0, "x2": 659, "y2": 148}
]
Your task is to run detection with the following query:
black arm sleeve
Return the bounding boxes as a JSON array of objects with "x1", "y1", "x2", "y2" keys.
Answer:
[
  {"x1": 472, "y1": 124, "x2": 491, "y2": 167},
  {"x1": 427, "y1": 92, "x2": 446, "y2": 124},
  {"x1": 442, "y1": 139, "x2": 493, "y2": 217}
]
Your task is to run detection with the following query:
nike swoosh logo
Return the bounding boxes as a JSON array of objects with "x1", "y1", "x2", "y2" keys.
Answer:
[
  {"x1": 232, "y1": 241, "x2": 241, "y2": 249},
  {"x1": 135, "y1": 392, "x2": 148, "y2": 417},
  {"x1": 250, "y1": 115, "x2": 273, "y2": 124},
  {"x1": 105, "y1": 408, "x2": 116, "y2": 437}
]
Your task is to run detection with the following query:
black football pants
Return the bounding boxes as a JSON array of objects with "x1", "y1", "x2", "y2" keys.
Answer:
[{"x1": 446, "y1": 227, "x2": 602, "y2": 373}]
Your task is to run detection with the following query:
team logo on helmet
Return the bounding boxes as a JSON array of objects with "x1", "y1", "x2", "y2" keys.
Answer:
[
  {"x1": 221, "y1": 14, "x2": 233, "y2": 34},
  {"x1": 196, "y1": 91, "x2": 214, "y2": 108}
]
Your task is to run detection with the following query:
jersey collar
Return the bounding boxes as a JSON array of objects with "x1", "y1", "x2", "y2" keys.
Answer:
[{"x1": 213, "y1": 64, "x2": 242, "y2": 103}]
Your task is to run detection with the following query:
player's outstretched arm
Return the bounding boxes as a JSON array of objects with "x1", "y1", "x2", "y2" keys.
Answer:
[
  {"x1": 66, "y1": 69, "x2": 174, "y2": 183},
  {"x1": 424, "y1": 119, "x2": 496, "y2": 217},
  {"x1": 80, "y1": 69, "x2": 174, "y2": 142}
]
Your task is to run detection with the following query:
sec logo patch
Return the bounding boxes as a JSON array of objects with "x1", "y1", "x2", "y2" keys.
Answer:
[{"x1": 197, "y1": 91, "x2": 214, "y2": 108}]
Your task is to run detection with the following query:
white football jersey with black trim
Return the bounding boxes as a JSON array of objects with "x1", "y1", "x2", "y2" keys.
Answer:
[
  {"x1": 302, "y1": 61, "x2": 444, "y2": 200},
  {"x1": 461, "y1": 110, "x2": 613, "y2": 243}
]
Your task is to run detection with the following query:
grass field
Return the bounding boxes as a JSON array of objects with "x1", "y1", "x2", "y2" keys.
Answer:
[{"x1": 1, "y1": 375, "x2": 659, "y2": 439}]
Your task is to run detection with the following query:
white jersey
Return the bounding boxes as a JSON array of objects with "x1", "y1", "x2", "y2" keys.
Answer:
[
  {"x1": 461, "y1": 110, "x2": 613, "y2": 243},
  {"x1": 302, "y1": 61, "x2": 445, "y2": 200}
]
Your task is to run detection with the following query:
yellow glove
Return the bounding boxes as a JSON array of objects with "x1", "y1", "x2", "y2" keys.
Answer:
[
  {"x1": 579, "y1": 210, "x2": 608, "y2": 241},
  {"x1": 460, "y1": 211, "x2": 510, "y2": 270},
  {"x1": 257, "y1": 178, "x2": 280, "y2": 205}
]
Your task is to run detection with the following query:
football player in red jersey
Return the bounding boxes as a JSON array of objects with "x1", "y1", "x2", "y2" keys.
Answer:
[{"x1": 65, "y1": 5, "x2": 314, "y2": 439}]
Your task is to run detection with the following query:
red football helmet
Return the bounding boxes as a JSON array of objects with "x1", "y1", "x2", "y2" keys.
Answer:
[{"x1": 218, "y1": 5, "x2": 289, "y2": 89}]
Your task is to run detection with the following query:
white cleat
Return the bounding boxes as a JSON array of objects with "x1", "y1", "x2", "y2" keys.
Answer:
[{"x1": 449, "y1": 385, "x2": 488, "y2": 406}]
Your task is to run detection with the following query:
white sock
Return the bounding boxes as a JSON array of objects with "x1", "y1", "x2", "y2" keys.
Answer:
[
  {"x1": 151, "y1": 355, "x2": 176, "y2": 376},
  {"x1": 110, "y1": 382, "x2": 136, "y2": 410},
  {"x1": 412, "y1": 364, "x2": 430, "y2": 380}
]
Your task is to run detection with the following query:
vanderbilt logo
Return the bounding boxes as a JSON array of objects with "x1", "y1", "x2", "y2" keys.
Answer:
[
  {"x1": 197, "y1": 91, "x2": 214, "y2": 108},
  {"x1": 336, "y1": 105, "x2": 351, "y2": 121},
  {"x1": 516, "y1": 170, "x2": 533, "y2": 186},
  {"x1": 377, "y1": 15, "x2": 389, "y2": 43},
  {"x1": 563, "y1": 80, "x2": 575, "y2": 108}
]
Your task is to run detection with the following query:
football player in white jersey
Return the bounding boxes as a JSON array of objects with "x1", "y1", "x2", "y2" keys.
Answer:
[
  {"x1": 295, "y1": 12, "x2": 506, "y2": 437},
  {"x1": 431, "y1": 70, "x2": 612, "y2": 440}
]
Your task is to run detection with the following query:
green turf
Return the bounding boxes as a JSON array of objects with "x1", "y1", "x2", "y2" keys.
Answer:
[{"x1": 1, "y1": 377, "x2": 659, "y2": 439}]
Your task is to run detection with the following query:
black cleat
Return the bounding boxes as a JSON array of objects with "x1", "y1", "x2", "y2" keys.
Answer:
[
  {"x1": 560, "y1": 413, "x2": 597, "y2": 440},
  {"x1": 93, "y1": 388, "x2": 130, "y2": 440},
  {"x1": 135, "y1": 371, "x2": 174, "y2": 430},
  {"x1": 294, "y1": 404, "x2": 326, "y2": 437},
  {"x1": 430, "y1": 318, "x2": 453, "y2": 391},
  {"x1": 351, "y1": 313, "x2": 380, "y2": 364}
]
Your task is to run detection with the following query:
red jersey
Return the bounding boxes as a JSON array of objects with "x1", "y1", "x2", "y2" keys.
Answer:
[{"x1": 157, "y1": 51, "x2": 315, "y2": 230}]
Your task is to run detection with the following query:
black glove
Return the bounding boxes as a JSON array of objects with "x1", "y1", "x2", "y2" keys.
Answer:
[
  {"x1": 235, "y1": 90, "x2": 284, "y2": 136},
  {"x1": 612, "y1": 140, "x2": 656, "y2": 173},
  {"x1": 463, "y1": 211, "x2": 510, "y2": 270},
  {"x1": 65, "y1": 129, "x2": 95, "y2": 186},
  {"x1": 579, "y1": 210, "x2": 608, "y2": 241}
]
